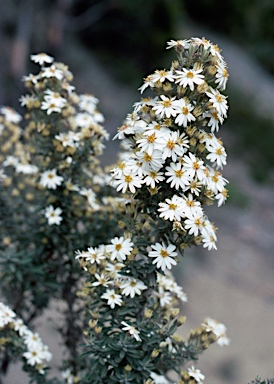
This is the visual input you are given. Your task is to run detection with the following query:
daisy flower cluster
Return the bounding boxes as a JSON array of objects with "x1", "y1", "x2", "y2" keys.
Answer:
[
  {"x1": 0, "y1": 301, "x2": 52, "y2": 375},
  {"x1": 0, "y1": 53, "x2": 119, "y2": 378},
  {"x1": 110, "y1": 37, "x2": 229, "y2": 252},
  {"x1": 75, "y1": 37, "x2": 229, "y2": 384}
]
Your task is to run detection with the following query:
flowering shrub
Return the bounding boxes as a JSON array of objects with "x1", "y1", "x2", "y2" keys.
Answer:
[
  {"x1": 0, "y1": 301, "x2": 52, "y2": 381},
  {"x1": 0, "y1": 53, "x2": 119, "y2": 377},
  {"x1": 75, "y1": 37, "x2": 230, "y2": 383}
]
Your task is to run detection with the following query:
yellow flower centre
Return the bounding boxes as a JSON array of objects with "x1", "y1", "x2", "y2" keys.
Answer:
[
  {"x1": 182, "y1": 107, "x2": 189, "y2": 115},
  {"x1": 216, "y1": 95, "x2": 224, "y2": 103},
  {"x1": 147, "y1": 134, "x2": 156, "y2": 143},
  {"x1": 216, "y1": 148, "x2": 223, "y2": 155},
  {"x1": 169, "y1": 203, "x2": 178, "y2": 210},
  {"x1": 115, "y1": 243, "x2": 122, "y2": 251},
  {"x1": 212, "y1": 111, "x2": 219, "y2": 120},
  {"x1": 155, "y1": 124, "x2": 161, "y2": 130},
  {"x1": 193, "y1": 161, "x2": 200, "y2": 170},
  {"x1": 175, "y1": 169, "x2": 183, "y2": 178},
  {"x1": 163, "y1": 100, "x2": 172, "y2": 108},
  {"x1": 144, "y1": 153, "x2": 152, "y2": 162},
  {"x1": 130, "y1": 281, "x2": 137, "y2": 287},
  {"x1": 167, "y1": 140, "x2": 175, "y2": 150},
  {"x1": 186, "y1": 71, "x2": 194, "y2": 79},
  {"x1": 160, "y1": 250, "x2": 169, "y2": 258},
  {"x1": 223, "y1": 69, "x2": 228, "y2": 78},
  {"x1": 158, "y1": 70, "x2": 167, "y2": 77},
  {"x1": 125, "y1": 175, "x2": 133, "y2": 183},
  {"x1": 194, "y1": 218, "x2": 202, "y2": 226},
  {"x1": 212, "y1": 175, "x2": 219, "y2": 183},
  {"x1": 149, "y1": 171, "x2": 157, "y2": 179},
  {"x1": 118, "y1": 162, "x2": 126, "y2": 170},
  {"x1": 187, "y1": 200, "x2": 194, "y2": 207}
]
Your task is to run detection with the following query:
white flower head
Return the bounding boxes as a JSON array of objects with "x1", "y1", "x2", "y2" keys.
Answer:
[
  {"x1": 175, "y1": 68, "x2": 204, "y2": 90},
  {"x1": 106, "y1": 236, "x2": 134, "y2": 262},
  {"x1": 30, "y1": 53, "x2": 54, "y2": 66},
  {"x1": 121, "y1": 321, "x2": 142, "y2": 342},
  {"x1": 44, "y1": 205, "x2": 63, "y2": 226},
  {"x1": 152, "y1": 95, "x2": 178, "y2": 118},
  {"x1": 40, "y1": 169, "x2": 64, "y2": 189},
  {"x1": 101, "y1": 289, "x2": 123, "y2": 309},
  {"x1": 148, "y1": 242, "x2": 177, "y2": 271},
  {"x1": 188, "y1": 366, "x2": 205, "y2": 382},
  {"x1": 120, "y1": 278, "x2": 147, "y2": 298}
]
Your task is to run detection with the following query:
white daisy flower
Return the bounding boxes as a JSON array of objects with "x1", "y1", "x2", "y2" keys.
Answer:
[
  {"x1": 135, "y1": 149, "x2": 164, "y2": 173},
  {"x1": 158, "y1": 195, "x2": 184, "y2": 221},
  {"x1": 106, "y1": 236, "x2": 134, "y2": 262},
  {"x1": 0, "y1": 302, "x2": 16, "y2": 327},
  {"x1": 113, "y1": 172, "x2": 143, "y2": 194},
  {"x1": 121, "y1": 321, "x2": 142, "y2": 342},
  {"x1": 150, "y1": 371, "x2": 169, "y2": 384},
  {"x1": 152, "y1": 95, "x2": 178, "y2": 118},
  {"x1": 0, "y1": 106, "x2": 22, "y2": 123},
  {"x1": 41, "y1": 99, "x2": 63, "y2": 115},
  {"x1": 206, "y1": 169, "x2": 228, "y2": 193},
  {"x1": 138, "y1": 74, "x2": 155, "y2": 94},
  {"x1": 148, "y1": 242, "x2": 177, "y2": 271},
  {"x1": 101, "y1": 289, "x2": 123, "y2": 309},
  {"x1": 41, "y1": 64, "x2": 63, "y2": 80},
  {"x1": 165, "y1": 161, "x2": 190, "y2": 190},
  {"x1": 79, "y1": 188, "x2": 99, "y2": 210},
  {"x1": 182, "y1": 153, "x2": 206, "y2": 181},
  {"x1": 136, "y1": 132, "x2": 157, "y2": 155},
  {"x1": 215, "y1": 63, "x2": 229, "y2": 90},
  {"x1": 206, "y1": 140, "x2": 227, "y2": 169},
  {"x1": 30, "y1": 53, "x2": 54, "y2": 66},
  {"x1": 151, "y1": 69, "x2": 175, "y2": 83},
  {"x1": 184, "y1": 213, "x2": 205, "y2": 236},
  {"x1": 92, "y1": 273, "x2": 111, "y2": 287},
  {"x1": 143, "y1": 170, "x2": 165, "y2": 188},
  {"x1": 156, "y1": 286, "x2": 173, "y2": 307},
  {"x1": 175, "y1": 68, "x2": 204, "y2": 90},
  {"x1": 120, "y1": 278, "x2": 147, "y2": 298},
  {"x1": 84, "y1": 246, "x2": 106, "y2": 265},
  {"x1": 215, "y1": 188, "x2": 228, "y2": 207},
  {"x1": 40, "y1": 169, "x2": 64, "y2": 189},
  {"x1": 206, "y1": 87, "x2": 228, "y2": 117},
  {"x1": 188, "y1": 366, "x2": 205, "y2": 382},
  {"x1": 156, "y1": 131, "x2": 186, "y2": 162},
  {"x1": 204, "y1": 110, "x2": 224, "y2": 132},
  {"x1": 173, "y1": 98, "x2": 196, "y2": 127},
  {"x1": 44, "y1": 205, "x2": 63, "y2": 226}
]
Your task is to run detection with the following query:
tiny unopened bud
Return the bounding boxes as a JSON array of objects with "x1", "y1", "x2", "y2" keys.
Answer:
[
  {"x1": 171, "y1": 308, "x2": 180, "y2": 319},
  {"x1": 178, "y1": 315, "x2": 187, "y2": 325},
  {"x1": 2, "y1": 237, "x2": 11, "y2": 246},
  {"x1": 95, "y1": 326, "x2": 102, "y2": 334},
  {"x1": 151, "y1": 349, "x2": 160, "y2": 358},
  {"x1": 124, "y1": 365, "x2": 132, "y2": 372},
  {"x1": 88, "y1": 319, "x2": 98, "y2": 329},
  {"x1": 145, "y1": 309, "x2": 153, "y2": 318}
]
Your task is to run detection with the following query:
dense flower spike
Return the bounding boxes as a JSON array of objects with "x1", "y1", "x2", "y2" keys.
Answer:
[
  {"x1": 0, "y1": 302, "x2": 52, "y2": 375},
  {"x1": 0, "y1": 52, "x2": 119, "y2": 380},
  {"x1": 76, "y1": 37, "x2": 229, "y2": 384},
  {"x1": 110, "y1": 37, "x2": 229, "y2": 251}
]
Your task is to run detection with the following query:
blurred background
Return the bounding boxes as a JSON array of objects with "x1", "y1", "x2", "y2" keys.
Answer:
[{"x1": 1, "y1": 1, "x2": 274, "y2": 383}]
